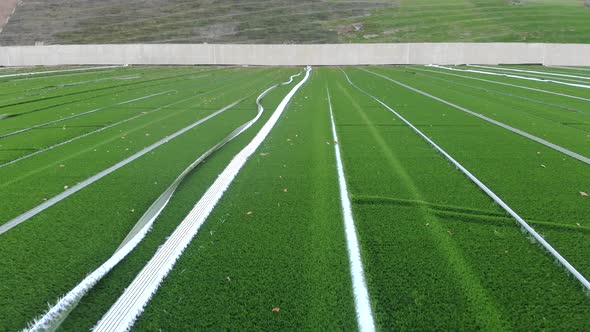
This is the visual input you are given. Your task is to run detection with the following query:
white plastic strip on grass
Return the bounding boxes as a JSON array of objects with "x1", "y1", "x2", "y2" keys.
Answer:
[
  {"x1": 429, "y1": 65, "x2": 590, "y2": 89},
  {"x1": 0, "y1": 65, "x2": 126, "y2": 79},
  {"x1": 343, "y1": 69, "x2": 590, "y2": 292},
  {"x1": 362, "y1": 68, "x2": 590, "y2": 165},
  {"x1": 468, "y1": 65, "x2": 590, "y2": 81},
  {"x1": 0, "y1": 90, "x2": 174, "y2": 139},
  {"x1": 408, "y1": 69, "x2": 587, "y2": 116},
  {"x1": 92, "y1": 66, "x2": 311, "y2": 332},
  {"x1": 414, "y1": 67, "x2": 590, "y2": 103},
  {"x1": 0, "y1": 99, "x2": 242, "y2": 236},
  {"x1": 24, "y1": 71, "x2": 304, "y2": 332},
  {"x1": 327, "y1": 87, "x2": 376, "y2": 332}
]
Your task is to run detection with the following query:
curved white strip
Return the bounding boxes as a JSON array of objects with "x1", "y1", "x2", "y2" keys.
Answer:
[
  {"x1": 93, "y1": 67, "x2": 311, "y2": 332},
  {"x1": 24, "y1": 71, "x2": 303, "y2": 332},
  {"x1": 362, "y1": 68, "x2": 590, "y2": 165},
  {"x1": 0, "y1": 66, "x2": 125, "y2": 79},
  {"x1": 343, "y1": 69, "x2": 590, "y2": 292},
  {"x1": 327, "y1": 88, "x2": 376, "y2": 332}
]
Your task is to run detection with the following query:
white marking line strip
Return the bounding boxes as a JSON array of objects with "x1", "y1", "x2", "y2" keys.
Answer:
[
  {"x1": 93, "y1": 67, "x2": 311, "y2": 332},
  {"x1": 0, "y1": 91, "x2": 207, "y2": 169},
  {"x1": 362, "y1": 68, "x2": 590, "y2": 165},
  {"x1": 409, "y1": 70, "x2": 587, "y2": 116},
  {"x1": 25, "y1": 71, "x2": 304, "y2": 332},
  {"x1": 343, "y1": 69, "x2": 590, "y2": 291},
  {"x1": 0, "y1": 75, "x2": 142, "y2": 104},
  {"x1": 327, "y1": 87, "x2": 376, "y2": 332},
  {"x1": 429, "y1": 65, "x2": 590, "y2": 89},
  {"x1": 412, "y1": 66, "x2": 590, "y2": 102},
  {"x1": 549, "y1": 66, "x2": 590, "y2": 73},
  {"x1": 468, "y1": 65, "x2": 590, "y2": 81},
  {"x1": 413, "y1": 66, "x2": 590, "y2": 103},
  {"x1": 0, "y1": 66, "x2": 126, "y2": 79},
  {"x1": 0, "y1": 99, "x2": 242, "y2": 236},
  {"x1": 0, "y1": 90, "x2": 173, "y2": 139}
]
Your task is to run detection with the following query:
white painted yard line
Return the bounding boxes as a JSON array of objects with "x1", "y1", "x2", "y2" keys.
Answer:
[
  {"x1": 0, "y1": 99, "x2": 242, "y2": 236},
  {"x1": 93, "y1": 67, "x2": 311, "y2": 332},
  {"x1": 0, "y1": 65, "x2": 126, "y2": 79},
  {"x1": 362, "y1": 68, "x2": 590, "y2": 165},
  {"x1": 24, "y1": 71, "x2": 304, "y2": 332},
  {"x1": 413, "y1": 66, "x2": 590, "y2": 103},
  {"x1": 430, "y1": 65, "x2": 590, "y2": 89},
  {"x1": 468, "y1": 65, "x2": 590, "y2": 81},
  {"x1": 342, "y1": 69, "x2": 590, "y2": 292},
  {"x1": 327, "y1": 87, "x2": 376, "y2": 332},
  {"x1": 0, "y1": 90, "x2": 173, "y2": 139}
]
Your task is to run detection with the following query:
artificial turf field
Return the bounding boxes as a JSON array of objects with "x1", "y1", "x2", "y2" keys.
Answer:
[{"x1": 0, "y1": 64, "x2": 589, "y2": 330}]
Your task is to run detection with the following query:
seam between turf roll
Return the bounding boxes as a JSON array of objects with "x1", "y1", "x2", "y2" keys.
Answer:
[
  {"x1": 92, "y1": 66, "x2": 311, "y2": 332},
  {"x1": 342, "y1": 69, "x2": 590, "y2": 292},
  {"x1": 327, "y1": 87, "x2": 376, "y2": 332},
  {"x1": 24, "y1": 70, "x2": 304, "y2": 332},
  {"x1": 361, "y1": 68, "x2": 590, "y2": 165},
  {"x1": 0, "y1": 99, "x2": 242, "y2": 236}
]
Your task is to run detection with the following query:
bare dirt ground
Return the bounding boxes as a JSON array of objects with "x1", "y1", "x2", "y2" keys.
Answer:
[{"x1": 0, "y1": 0, "x2": 18, "y2": 32}]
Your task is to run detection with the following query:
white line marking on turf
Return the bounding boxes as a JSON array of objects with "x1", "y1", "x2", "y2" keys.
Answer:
[
  {"x1": 413, "y1": 67, "x2": 590, "y2": 103},
  {"x1": 0, "y1": 90, "x2": 174, "y2": 139},
  {"x1": 362, "y1": 68, "x2": 590, "y2": 165},
  {"x1": 0, "y1": 66, "x2": 125, "y2": 79},
  {"x1": 24, "y1": 71, "x2": 304, "y2": 332},
  {"x1": 327, "y1": 87, "x2": 376, "y2": 332},
  {"x1": 343, "y1": 69, "x2": 590, "y2": 292},
  {"x1": 549, "y1": 66, "x2": 590, "y2": 73},
  {"x1": 92, "y1": 67, "x2": 311, "y2": 332},
  {"x1": 0, "y1": 90, "x2": 212, "y2": 169},
  {"x1": 429, "y1": 65, "x2": 590, "y2": 89},
  {"x1": 0, "y1": 99, "x2": 242, "y2": 236},
  {"x1": 468, "y1": 65, "x2": 590, "y2": 81}
]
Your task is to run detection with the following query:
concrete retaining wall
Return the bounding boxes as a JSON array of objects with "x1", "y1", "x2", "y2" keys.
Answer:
[{"x1": 0, "y1": 43, "x2": 588, "y2": 66}]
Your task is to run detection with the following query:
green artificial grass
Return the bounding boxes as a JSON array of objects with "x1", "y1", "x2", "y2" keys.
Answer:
[
  {"x1": 0, "y1": 67, "x2": 293, "y2": 331},
  {"x1": 326, "y1": 67, "x2": 590, "y2": 330},
  {"x1": 1, "y1": 65, "x2": 589, "y2": 330},
  {"x1": 130, "y1": 70, "x2": 358, "y2": 330}
]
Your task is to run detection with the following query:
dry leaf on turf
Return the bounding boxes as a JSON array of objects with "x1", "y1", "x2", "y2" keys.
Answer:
[
  {"x1": 272, "y1": 307, "x2": 280, "y2": 313},
  {"x1": 580, "y1": 191, "x2": 588, "y2": 197}
]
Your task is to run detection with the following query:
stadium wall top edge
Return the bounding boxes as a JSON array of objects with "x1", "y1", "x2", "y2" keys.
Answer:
[{"x1": 0, "y1": 43, "x2": 588, "y2": 66}]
